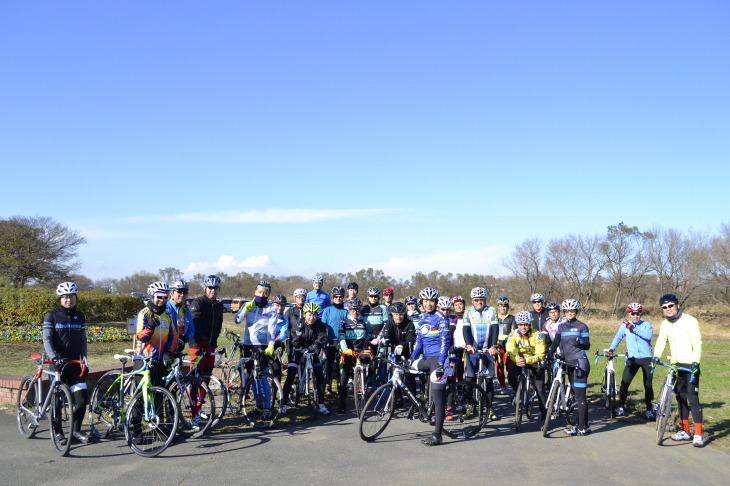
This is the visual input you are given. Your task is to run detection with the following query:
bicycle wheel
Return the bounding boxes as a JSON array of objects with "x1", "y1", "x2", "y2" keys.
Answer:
[
  {"x1": 607, "y1": 372, "x2": 616, "y2": 418},
  {"x1": 442, "y1": 381, "x2": 489, "y2": 439},
  {"x1": 525, "y1": 378, "x2": 536, "y2": 420},
  {"x1": 227, "y1": 366, "x2": 244, "y2": 415},
  {"x1": 125, "y1": 386, "x2": 179, "y2": 457},
  {"x1": 169, "y1": 377, "x2": 214, "y2": 439},
  {"x1": 359, "y1": 383, "x2": 396, "y2": 441},
  {"x1": 565, "y1": 386, "x2": 578, "y2": 426},
  {"x1": 656, "y1": 385, "x2": 673, "y2": 445},
  {"x1": 241, "y1": 372, "x2": 283, "y2": 429},
  {"x1": 353, "y1": 366, "x2": 366, "y2": 418},
  {"x1": 543, "y1": 380, "x2": 560, "y2": 437},
  {"x1": 50, "y1": 383, "x2": 74, "y2": 456},
  {"x1": 514, "y1": 380, "x2": 523, "y2": 432},
  {"x1": 205, "y1": 374, "x2": 228, "y2": 428},
  {"x1": 88, "y1": 371, "x2": 124, "y2": 439},
  {"x1": 307, "y1": 368, "x2": 318, "y2": 419},
  {"x1": 16, "y1": 376, "x2": 39, "y2": 438}
]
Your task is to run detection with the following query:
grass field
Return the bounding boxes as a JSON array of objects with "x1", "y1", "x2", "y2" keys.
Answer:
[{"x1": 3, "y1": 313, "x2": 728, "y2": 453}]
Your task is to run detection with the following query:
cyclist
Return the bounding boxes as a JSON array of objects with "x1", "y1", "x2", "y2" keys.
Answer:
[
  {"x1": 405, "y1": 294, "x2": 420, "y2": 329},
  {"x1": 451, "y1": 295, "x2": 467, "y2": 383},
  {"x1": 380, "y1": 302, "x2": 417, "y2": 402},
  {"x1": 652, "y1": 293, "x2": 704, "y2": 447},
  {"x1": 321, "y1": 286, "x2": 348, "y2": 396},
  {"x1": 495, "y1": 296, "x2": 516, "y2": 395},
  {"x1": 541, "y1": 302, "x2": 564, "y2": 348},
  {"x1": 134, "y1": 281, "x2": 178, "y2": 385},
  {"x1": 345, "y1": 282, "x2": 359, "y2": 307},
  {"x1": 337, "y1": 298, "x2": 372, "y2": 414},
  {"x1": 281, "y1": 303, "x2": 330, "y2": 416},
  {"x1": 505, "y1": 311, "x2": 548, "y2": 423},
  {"x1": 529, "y1": 293, "x2": 550, "y2": 334},
  {"x1": 285, "y1": 288, "x2": 307, "y2": 344},
  {"x1": 549, "y1": 299, "x2": 591, "y2": 436},
  {"x1": 382, "y1": 287, "x2": 395, "y2": 315},
  {"x1": 362, "y1": 286, "x2": 389, "y2": 343},
  {"x1": 462, "y1": 287, "x2": 499, "y2": 415},
  {"x1": 306, "y1": 274, "x2": 331, "y2": 313},
  {"x1": 607, "y1": 302, "x2": 655, "y2": 420},
  {"x1": 167, "y1": 279, "x2": 196, "y2": 349},
  {"x1": 438, "y1": 296, "x2": 462, "y2": 381},
  {"x1": 269, "y1": 293, "x2": 290, "y2": 381},
  {"x1": 410, "y1": 287, "x2": 450, "y2": 446},
  {"x1": 42, "y1": 282, "x2": 90, "y2": 444},
  {"x1": 190, "y1": 275, "x2": 224, "y2": 375}
]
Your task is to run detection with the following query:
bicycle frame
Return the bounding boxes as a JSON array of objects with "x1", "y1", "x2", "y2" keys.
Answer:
[
  {"x1": 652, "y1": 357, "x2": 693, "y2": 445},
  {"x1": 296, "y1": 350, "x2": 315, "y2": 399},
  {"x1": 595, "y1": 349, "x2": 626, "y2": 417},
  {"x1": 19, "y1": 354, "x2": 66, "y2": 428}
]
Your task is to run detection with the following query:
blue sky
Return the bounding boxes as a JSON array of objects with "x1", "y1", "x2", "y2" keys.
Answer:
[{"x1": 1, "y1": 1, "x2": 728, "y2": 282}]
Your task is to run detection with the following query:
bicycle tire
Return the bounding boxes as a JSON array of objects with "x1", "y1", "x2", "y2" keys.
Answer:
[
  {"x1": 359, "y1": 383, "x2": 396, "y2": 441},
  {"x1": 656, "y1": 385, "x2": 672, "y2": 445},
  {"x1": 205, "y1": 373, "x2": 228, "y2": 428},
  {"x1": 169, "y1": 377, "x2": 214, "y2": 439},
  {"x1": 16, "y1": 375, "x2": 39, "y2": 438},
  {"x1": 227, "y1": 366, "x2": 244, "y2": 415},
  {"x1": 514, "y1": 380, "x2": 523, "y2": 432},
  {"x1": 607, "y1": 372, "x2": 616, "y2": 418},
  {"x1": 353, "y1": 366, "x2": 366, "y2": 418},
  {"x1": 125, "y1": 386, "x2": 179, "y2": 457},
  {"x1": 543, "y1": 380, "x2": 560, "y2": 437},
  {"x1": 241, "y1": 372, "x2": 283, "y2": 429},
  {"x1": 525, "y1": 376, "x2": 535, "y2": 420},
  {"x1": 88, "y1": 371, "x2": 124, "y2": 439},
  {"x1": 50, "y1": 383, "x2": 74, "y2": 456},
  {"x1": 442, "y1": 381, "x2": 489, "y2": 439},
  {"x1": 565, "y1": 385, "x2": 578, "y2": 426},
  {"x1": 308, "y1": 367, "x2": 320, "y2": 419}
]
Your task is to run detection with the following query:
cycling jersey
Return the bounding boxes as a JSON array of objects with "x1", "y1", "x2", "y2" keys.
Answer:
[
  {"x1": 42, "y1": 306, "x2": 87, "y2": 360},
  {"x1": 412, "y1": 311, "x2": 450, "y2": 366},
  {"x1": 361, "y1": 303, "x2": 388, "y2": 336},
  {"x1": 497, "y1": 313, "x2": 516, "y2": 344},
  {"x1": 321, "y1": 304, "x2": 348, "y2": 342},
  {"x1": 462, "y1": 305, "x2": 498, "y2": 349},
  {"x1": 653, "y1": 311, "x2": 702, "y2": 364},
  {"x1": 339, "y1": 315, "x2": 372, "y2": 352},
  {"x1": 541, "y1": 317, "x2": 565, "y2": 342},
  {"x1": 291, "y1": 319, "x2": 328, "y2": 353},
  {"x1": 305, "y1": 289, "x2": 332, "y2": 313},
  {"x1": 610, "y1": 320, "x2": 653, "y2": 359},
  {"x1": 549, "y1": 318, "x2": 591, "y2": 361},
  {"x1": 133, "y1": 305, "x2": 178, "y2": 361},
  {"x1": 379, "y1": 316, "x2": 416, "y2": 359},
  {"x1": 166, "y1": 301, "x2": 195, "y2": 343},
  {"x1": 505, "y1": 329, "x2": 547, "y2": 365},
  {"x1": 530, "y1": 308, "x2": 550, "y2": 334},
  {"x1": 190, "y1": 295, "x2": 224, "y2": 348},
  {"x1": 236, "y1": 300, "x2": 280, "y2": 346}
]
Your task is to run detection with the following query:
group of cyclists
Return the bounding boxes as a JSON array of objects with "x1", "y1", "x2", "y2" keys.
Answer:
[{"x1": 39, "y1": 273, "x2": 705, "y2": 449}]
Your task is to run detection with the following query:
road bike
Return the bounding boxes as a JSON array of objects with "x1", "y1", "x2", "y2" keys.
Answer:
[
  {"x1": 183, "y1": 349, "x2": 228, "y2": 429},
  {"x1": 88, "y1": 349, "x2": 138, "y2": 440},
  {"x1": 164, "y1": 352, "x2": 214, "y2": 438},
  {"x1": 652, "y1": 358, "x2": 694, "y2": 445},
  {"x1": 542, "y1": 355, "x2": 578, "y2": 437},
  {"x1": 228, "y1": 346, "x2": 284, "y2": 428},
  {"x1": 359, "y1": 356, "x2": 489, "y2": 442},
  {"x1": 595, "y1": 349, "x2": 626, "y2": 418},
  {"x1": 352, "y1": 349, "x2": 373, "y2": 417},
  {"x1": 291, "y1": 348, "x2": 322, "y2": 419},
  {"x1": 514, "y1": 364, "x2": 539, "y2": 432},
  {"x1": 16, "y1": 353, "x2": 84, "y2": 456}
]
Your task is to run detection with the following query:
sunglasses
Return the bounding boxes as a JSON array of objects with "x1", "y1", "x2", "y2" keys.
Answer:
[
  {"x1": 154, "y1": 295, "x2": 169, "y2": 300},
  {"x1": 333, "y1": 295, "x2": 344, "y2": 298},
  {"x1": 629, "y1": 312, "x2": 641, "y2": 316},
  {"x1": 532, "y1": 300, "x2": 543, "y2": 304},
  {"x1": 175, "y1": 290, "x2": 189, "y2": 294},
  {"x1": 661, "y1": 304, "x2": 676, "y2": 310}
]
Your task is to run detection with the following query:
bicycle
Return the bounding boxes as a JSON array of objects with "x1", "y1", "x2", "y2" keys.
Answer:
[
  {"x1": 652, "y1": 358, "x2": 694, "y2": 446},
  {"x1": 164, "y1": 352, "x2": 214, "y2": 438},
  {"x1": 291, "y1": 348, "x2": 322, "y2": 419},
  {"x1": 352, "y1": 349, "x2": 373, "y2": 417},
  {"x1": 88, "y1": 348, "x2": 138, "y2": 440},
  {"x1": 184, "y1": 349, "x2": 228, "y2": 429},
  {"x1": 228, "y1": 346, "x2": 284, "y2": 428},
  {"x1": 595, "y1": 349, "x2": 626, "y2": 418},
  {"x1": 214, "y1": 329, "x2": 246, "y2": 415},
  {"x1": 359, "y1": 357, "x2": 490, "y2": 442},
  {"x1": 542, "y1": 355, "x2": 578, "y2": 437},
  {"x1": 16, "y1": 353, "x2": 84, "y2": 456},
  {"x1": 514, "y1": 364, "x2": 539, "y2": 432},
  {"x1": 123, "y1": 356, "x2": 180, "y2": 457}
]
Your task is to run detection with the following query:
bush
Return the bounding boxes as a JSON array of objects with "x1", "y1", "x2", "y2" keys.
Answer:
[
  {"x1": 0, "y1": 323, "x2": 133, "y2": 343},
  {"x1": 0, "y1": 288, "x2": 143, "y2": 325}
]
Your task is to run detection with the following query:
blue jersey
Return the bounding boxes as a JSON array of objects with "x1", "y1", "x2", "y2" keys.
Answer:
[
  {"x1": 321, "y1": 305, "x2": 348, "y2": 342},
  {"x1": 305, "y1": 289, "x2": 332, "y2": 314},
  {"x1": 610, "y1": 320, "x2": 653, "y2": 359},
  {"x1": 411, "y1": 311, "x2": 450, "y2": 366}
]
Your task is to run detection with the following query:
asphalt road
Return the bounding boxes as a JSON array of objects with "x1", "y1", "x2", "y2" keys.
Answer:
[{"x1": 3, "y1": 393, "x2": 729, "y2": 486}]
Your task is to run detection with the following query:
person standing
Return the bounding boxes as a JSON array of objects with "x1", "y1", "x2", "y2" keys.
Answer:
[
  {"x1": 529, "y1": 293, "x2": 550, "y2": 334},
  {"x1": 653, "y1": 293, "x2": 704, "y2": 447},
  {"x1": 495, "y1": 296, "x2": 516, "y2": 394},
  {"x1": 321, "y1": 286, "x2": 348, "y2": 395},
  {"x1": 306, "y1": 274, "x2": 331, "y2": 313},
  {"x1": 42, "y1": 282, "x2": 90, "y2": 444},
  {"x1": 167, "y1": 279, "x2": 196, "y2": 349},
  {"x1": 190, "y1": 275, "x2": 224, "y2": 374}
]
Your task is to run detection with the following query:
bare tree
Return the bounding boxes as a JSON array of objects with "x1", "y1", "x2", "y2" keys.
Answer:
[
  {"x1": 503, "y1": 238, "x2": 549, "y2": 302},
  {"x1": 545, "y1": 234, "x2": 607, "y2": 311},
  {"x1": 0, "y1": 216, "x2": 86, "y2": 287},
  {"x1": 706, "y1": 223, "x2": 730, "y2": 308}
]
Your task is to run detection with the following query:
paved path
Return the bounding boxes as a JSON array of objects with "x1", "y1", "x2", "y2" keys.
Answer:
[{"x1": 3, "y1": 393, "x2": 729, "y2": 486}]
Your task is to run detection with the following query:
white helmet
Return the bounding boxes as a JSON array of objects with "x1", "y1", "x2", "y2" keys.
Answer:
[
  {"x1": 147, "y1": 281, "x2": 170, "y2": 296},
  {"x1": 530, "y1": 293, "x2": 545, "y2": 303},
  {"x1": 418, "y1": 287, "x2": 439, "y2": 301},
  {"x1": 170, "y1": 279, "x2": 189, "y2": 291},
  {"x1": 312, "y1": 274, "x2": 324, "y2": 284},
  {"x1": 437, "y1": 296, "x2": 453, "y2": 309},
  {"x1": 293, "y1": 288, "x2": 307, "y2": 297},
  {"x1": 561, "y1": 299, "x2": 581, "y2": 311},
  {"x1": 56, "y1": 282, "x2": 78, "y2": 296},
  {"x1": 515, "y1": 311, "x2": 533, "y2": 324},
  {"x1": 470, "y1": 287, "x2": 487, "y2": 299}
]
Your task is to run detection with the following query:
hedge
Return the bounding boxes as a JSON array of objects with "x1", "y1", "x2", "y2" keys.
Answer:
[
  {"x1": 0, "y1": 288, "x2": 143, "y2": 325},
  {"x1": 0, "y1": 323, "x2": 133, "y2": 343}
]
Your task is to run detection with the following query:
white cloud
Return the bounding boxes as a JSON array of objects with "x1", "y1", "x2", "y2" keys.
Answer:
[
  {"x1": 183, "y1": 254, "x2": 272, "y2": 275},
  {"x1": 125, "y1": 208, "x2": 406, "y2": 224}
]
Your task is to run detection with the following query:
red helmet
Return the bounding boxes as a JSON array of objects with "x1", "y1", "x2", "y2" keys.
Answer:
[
  {"x1": 626, "y1": 302, "x2": 643, "y2": 313},
  {"x1": 452, "y1": 295, "x2": 465, "y2": 304},
  {"x1": 383, "y1": 287, "x2": 394, "y2": 296}
]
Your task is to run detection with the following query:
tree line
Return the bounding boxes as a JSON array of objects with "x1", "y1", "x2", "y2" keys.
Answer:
[{"x1": 2, "y1": 216, "x2": 729, "y2": 316}]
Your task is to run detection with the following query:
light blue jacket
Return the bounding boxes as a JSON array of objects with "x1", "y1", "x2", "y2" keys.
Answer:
[{"x1": 609, "y1": 320, "x2": 653, "y2": 359}]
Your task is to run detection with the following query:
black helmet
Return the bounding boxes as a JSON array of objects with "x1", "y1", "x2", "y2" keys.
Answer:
[
  {"x1": 389, "y1": 302, "x2": 407, "y2": 314},
  {"x1": 347, "y1": 282, "x2": 359, "y2": 290},
  {"x1": 331, "y1": 286, "x2": 346, "y2": 296},
  {"x1": 659, "y1": 293, "x2": 679, "y2": 305},
  {"x1": 271, "y1": 293, "x2": 287, "y2": 305},
  {"x1": 546, "y1": 302, "x2": 560, "y2": 311}
]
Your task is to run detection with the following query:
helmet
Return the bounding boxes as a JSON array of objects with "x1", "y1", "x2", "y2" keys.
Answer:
[
  {"x1": 147, "y1": 281, "x2": 170, "y2": 296},
  {"x1": 347, "y1": 282, "x2": 359, "y2": 290},
  {"x1": 626, "y1": 302, "x2": 643, "y2": 313},
  {"x1": 497, "y1": 296, "x2": 510, "y2": 305},
  {"x1": 271, "y1": 293, "x2": 287, "y2": 305},
  {"x1": 204, "y1": 275, "x2": 222, "y2": 287},
  {"x1": 470, "y1": 287, "x2": 487, "y2": 299},
  {"x1": 312, "y1": 274, "x2": 324, "y2": 284},
  {"x1": 405, "y1": 295, "x2": 417, "y2": 305},
  {"x1": 389, "y1": 302, "x2": 407, "y2": 314},
  {"x1": 293, "y1": 288, "x2": 307, "y2": 297},
  {"x1": 331, "y1": 286, "x2": 345, "y2": 296},
  {"x1": 303, "y1": 302, "x2": 321, "y2": 314},
  {"x1": 170, "y1": 279, "x2": 189, "y2": 291},
  {"x1": 561, "y1": 299, "x2": 581, "y2": 311},
  {"x1": 347, "y1": 298, "x2": 362, "y2": 310},
  {"x1": 546, "y1": 302, "x2": 560, "y2": 311},
  {"x1": 659, "y1": 293, "x2": 679, "y2": 305},
  {"x1": 530, "y1": 293, "x2": 545, "y2": 303},
  {"x1": 437, "y1": 296, "x2": 453, "y2": 309},
  {"x1": 419, "y1": 287, "x2": 439, "y2": 301},
  {"x1": 367, "y1": 286, "x2": 381, "y2": 296},
  {"x1": 515, "y1": 311, "x2": 533, "y2": 324},
  {"x1": 452, "y1": 295, "x2": 464, "y2": 304},
  {"x1": 383, "y1": 287, "x2": 394, "y2": 296},
  {"x1": 56, "y1": 282, "x2": 78, "y2": 296},
  {"x1": 256, "y1": 280, "x2": 271, "y2": 291}
]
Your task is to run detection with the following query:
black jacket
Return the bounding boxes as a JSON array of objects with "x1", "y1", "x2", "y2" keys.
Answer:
[{"x1": 190, "y1": 295, "x2": 224, "y2": 348}]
